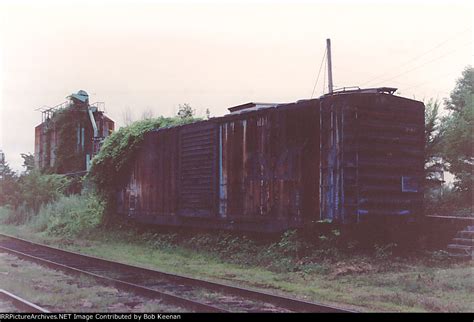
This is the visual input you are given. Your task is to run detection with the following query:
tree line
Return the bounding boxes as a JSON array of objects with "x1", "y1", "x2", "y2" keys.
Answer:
[{"x1": 424, "y1": 66, "x2": 472, "y2": 215}]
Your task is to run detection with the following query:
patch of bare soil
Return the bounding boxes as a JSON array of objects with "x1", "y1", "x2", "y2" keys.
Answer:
[{"x1": 331, "y1": 261, "x2": 375, "y2": 277}]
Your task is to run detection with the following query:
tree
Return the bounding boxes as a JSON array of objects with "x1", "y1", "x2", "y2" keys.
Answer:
[
  {"x1": 122, "y1": 106, "x2": 134, "y2": 126},
  {"x1": 0, "y1": 152, "x2": 20, "y2": 207},
  {"x1": 445, "y1": 66, "x2": 474, "y2": 113},
  {"x1": 424, "y1": 99, "x2": 445, "y2": 190},
  {"x1": 177, "y1": 103, "x2": 194, "y2": 120},
  {"x1": 141, "y1": 108, "x2": 154, "y2": 120},
  {"x1": 442, "y1": 66, "x2": 473, "y2": 197},
  {"x1": 205, "y1": 108, "x2": 211, "y2": 120},
  {"x1": 18, "y1": 170, "x2": 70, "y2": 213},
  {"x1": 21, "y1": 153, "x2": 35, "y2": 174},
  {"x1": 0, "y1": 151, "x2": 15, "y2": 180}
]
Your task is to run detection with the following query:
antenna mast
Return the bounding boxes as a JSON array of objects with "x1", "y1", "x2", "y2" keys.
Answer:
[{"x1": 326, "y1": 38, "x2": 334, "y2": 94}]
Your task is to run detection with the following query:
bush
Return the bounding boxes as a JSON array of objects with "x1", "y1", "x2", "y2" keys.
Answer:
[
  {"x1": 425, "y1": 186, "x2": 473, "y2": 217},
  {"x1": 112, "y1": 225, "x2": 352, "y2": 273},
  {"x1": 18, "y1": 170, "x2": 70, "y2": 213},
  {"x1": 0, "y1": 171, "x2": 71, "y2": 225},
  {"x1": 30, "y1": 194, "x2": 105, "y2": 238},
  {"x1": 0, "y1": 204, "x2": 37, "y2": 225},
  {"x1": 0, "y1": 175, "x2": 21, "y2": 209},
  {"x1": 0, "y1": 206, "x2": 13, "y2": 223},
  {"x1": 374, "y1": 243, "x2": 397, "y2": 260}
]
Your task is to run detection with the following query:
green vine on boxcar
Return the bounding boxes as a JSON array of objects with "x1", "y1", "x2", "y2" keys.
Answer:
[{"x1": 86, "y1": 116, "x2": 198, "y2": 208}]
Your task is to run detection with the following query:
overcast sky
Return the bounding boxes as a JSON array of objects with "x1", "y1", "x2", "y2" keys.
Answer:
[{"x1": 0, "y1": 0, "x2": 472, "y2": 171}]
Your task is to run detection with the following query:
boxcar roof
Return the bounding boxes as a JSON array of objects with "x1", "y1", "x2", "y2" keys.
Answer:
[{"x1": 149, "y1": 87, "x2": 423, "y2": 134}]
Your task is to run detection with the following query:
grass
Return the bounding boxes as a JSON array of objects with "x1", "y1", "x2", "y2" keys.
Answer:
[{"x1": 0, "y1": 223, "x2": 472, "y2": 312}]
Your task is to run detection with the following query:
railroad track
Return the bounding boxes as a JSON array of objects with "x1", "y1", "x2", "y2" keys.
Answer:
[
  {"x1": 0, "y1": 289, "x2": 50, "y2": 313},
  {"x1": 425, "y1": 215, "x2": 474, "y2": 222},
  {"x1": 0, "y1": 233, "x2": 354, "y2": 313}
]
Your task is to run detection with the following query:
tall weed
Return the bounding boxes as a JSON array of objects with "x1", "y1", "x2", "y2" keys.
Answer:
[{"x1": 31, "y1": 194, "x2": 105, "y2": 238}]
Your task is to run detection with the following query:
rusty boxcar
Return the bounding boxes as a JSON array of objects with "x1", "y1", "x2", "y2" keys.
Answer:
[{"x1": 117, "y1": 88, "x2": 425, "y2": 232}]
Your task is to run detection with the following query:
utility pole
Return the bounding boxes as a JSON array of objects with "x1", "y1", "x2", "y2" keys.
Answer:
[{"x1": 326, "y1": 38, "x2": 334, "y2": 94}]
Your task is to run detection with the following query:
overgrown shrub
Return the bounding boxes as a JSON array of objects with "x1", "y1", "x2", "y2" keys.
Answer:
[
  {"x1": 0, "y1": 174, "x2": 21, "y2": 208},
  {"x1": 176, "y1": 227, "x2": 401, "y2": 272},
  {"x1": 374, "y1": 243, "x2": 398, "y2": 260},
  {"x1": 108, "y1": 224, "x2": 362, "y2": 273},
  {"x1": 30, "y1": 194, "x2": 106, "y2": 238},
  {"x1": 0, "y1": 171, "x2": 70, "y2": 225},
  {"x1": 0, "y1": 204, "x2": 37, "y2": 225},
  {"x1": 0, "y1": 206, "x2": 14, "y2": 223},
  {"x1": 18, "y1": 170, "x2": 70, "y2": 213},
  {"x1": 425, "y1": 186, "x2": 473, "y2": 217}
]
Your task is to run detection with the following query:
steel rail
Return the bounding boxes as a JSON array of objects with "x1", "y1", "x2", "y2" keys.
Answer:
[
  {"x1": 0, "y1": 289, "x2": 50, "y2": 313},
  {"x1": 425, "y1": 215, "x2": 474, "y2": 221},
  {"x1": 0, "y1": 233, "x2": 355, "y2": 313},
  {"x1": 0, "y1": 238, "x2": 226, "y2": 313}
]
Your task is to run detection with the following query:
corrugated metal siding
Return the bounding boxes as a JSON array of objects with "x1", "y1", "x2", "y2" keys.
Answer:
[
  {"x1": 219, "y1": 102, "x2": 320, "y2": 225},
  {"x1": 320, "y1": 93, "x2": 424, "y2": 223},
  {"x1": 119, "y1": 128, "x2": 179, "y2": 217},
  {"x1": 178, "y1": 122, "x2": 217, "y2": 217},
  {"x1": 34, "y1": 122, "x2": 58, "y2": 170}
]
